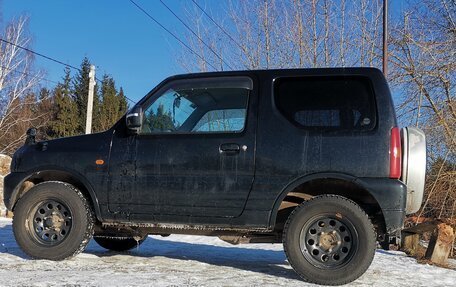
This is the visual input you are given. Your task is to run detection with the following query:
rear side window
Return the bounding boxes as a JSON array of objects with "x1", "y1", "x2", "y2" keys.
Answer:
[{"x1": 274, "y1": 76, "x2": 376, "y2": 131}]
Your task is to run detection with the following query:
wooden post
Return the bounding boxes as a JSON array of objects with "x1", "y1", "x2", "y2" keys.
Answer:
[
  {"x1": 85, "y1": 65, "x2": 96, "y2": 134},
  {"x1": 425, "y1": 223, "x2": 455, "y2": 265},
  {"x1": 401, "y1": 220, "x2": 455, "y2": 264},
  {"x1": 401, "y1": 232, "x2": 420, "y2": 255},
  {"x1": 382, "y1": 0, "x2": 388, "y2": 76}
]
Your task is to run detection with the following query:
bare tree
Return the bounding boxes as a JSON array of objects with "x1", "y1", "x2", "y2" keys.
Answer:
[
  {"x1": 0, "y1": 16, "x2": 46, "y2": 155},
  {"x1": 389, "y1": 0, "x2": 456, "y2": 222}
]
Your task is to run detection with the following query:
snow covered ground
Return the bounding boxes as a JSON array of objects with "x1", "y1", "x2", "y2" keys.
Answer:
[{"x1": 0, "y1": 218, "x2": 454, "y2": 287}]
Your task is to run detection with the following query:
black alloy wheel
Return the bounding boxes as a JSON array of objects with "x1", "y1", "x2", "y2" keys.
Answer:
[
  {"x1": 283, "y1": 195, "x2": 376, "y2": 285},
  {"x1": 299, "y1": 214, "x2": 357, "y2": 269},
  {"x1": 30, "y1": 199, "x2": 73, "y2": 245},
  {"x1": 13, "y1": 181, "x2": 94, "y2": 260}
]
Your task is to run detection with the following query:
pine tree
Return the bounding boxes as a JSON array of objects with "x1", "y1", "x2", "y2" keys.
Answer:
[
  {"x1": 51, "y1": 68, "x2": 79, "y2": 138},
  {"x1": 117, "y1": 87, "x2": 128, "y2": 116},
  {"x1": 97, "y1": 76, "x2": 129, "y2": 131},
  {"x1": 43, "y1": 58, "x2": 128, "y2": 136},
  {"x1": 36, "y1": 87, "x2": 54, "y2": 138},
  {"x1": 98, "y1": 74, "x2": 118, "y2": 131},
  {"x1": 38, "y1": 87, "x2": 51, "y2": 101}
]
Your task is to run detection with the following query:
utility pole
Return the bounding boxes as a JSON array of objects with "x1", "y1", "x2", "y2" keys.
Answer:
[
  {"x1": 85, "y1": 65, "x2": 96, "y2": 134},
  {"x1": 382, "y1": 0, "x2": 388, "y2": 77}
]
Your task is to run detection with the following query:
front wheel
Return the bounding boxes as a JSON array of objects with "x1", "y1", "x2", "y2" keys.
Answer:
[
  {"x1": 12, "y1": 181, "x2": 94, "y2": 260},
  {"x1": 283, "y1": 195, "x2": 376, "y2": 285}
]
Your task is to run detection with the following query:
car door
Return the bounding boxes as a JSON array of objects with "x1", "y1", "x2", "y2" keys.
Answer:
[{"x1": 108, "y1": 75, "x2": 257, "y2": 219}]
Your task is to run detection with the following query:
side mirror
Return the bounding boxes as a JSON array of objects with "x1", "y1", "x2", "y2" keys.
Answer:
[{"x1": 126, "y1": 106, "x2": 143, "y2": 134}]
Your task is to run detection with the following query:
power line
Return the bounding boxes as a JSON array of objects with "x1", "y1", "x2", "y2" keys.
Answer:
[
  {"x1": 0, "y1": 38, "x2": 136, "y2": 104},
  {"x1": 128, "y1": 0, "x2": 218, "y2": 71},
  {"x1": 191, "y1": 0, "x2": 248, "y2": 69},
  {"x1": 122, "y1": 94, "x2": 136, "y2": 105},
  {"x1": 1, "y1": 37, "x2": 99, "y2": 86},
  {"x1": 0, "y1": 65, "x2": 60, "y2": 85},
  {"x1": 0, "y1": 38, "x2": 80, "y2": 72},
  {"x1": 158, "y1": 0, "x2": 234, "y2": 70}
]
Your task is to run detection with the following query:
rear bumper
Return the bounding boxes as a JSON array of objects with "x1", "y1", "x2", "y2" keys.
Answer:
[
  {"x1": 355, "y1": 178, "x2": 407, "y2": 235},
  {"x1": 3, "y1": 172, "x2": 27, "y2": 210}
]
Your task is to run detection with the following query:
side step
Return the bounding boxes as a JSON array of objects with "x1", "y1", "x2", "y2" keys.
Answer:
[{"x1": 219, "y1": 234, "x2": 282, "y2": 245}]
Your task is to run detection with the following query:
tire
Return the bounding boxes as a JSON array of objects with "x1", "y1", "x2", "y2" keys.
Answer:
[
  {"x1": 283, "y1": 195, "x2": 376, "y2": 285},
  {"x1": 94, "y1": 236, "x2": 146, "y2": 252},
  {"x1": 12, "y1": 181, "x2": 94, "y2": 260}
]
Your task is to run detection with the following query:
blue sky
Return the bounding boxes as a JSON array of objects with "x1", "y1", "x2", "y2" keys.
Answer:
[
  {"x1": 2, "y1": 0, "x2": 405, "y2": 103},
  {"x1": 2, "y1": 0, "x2": 205, "y2": 102}
]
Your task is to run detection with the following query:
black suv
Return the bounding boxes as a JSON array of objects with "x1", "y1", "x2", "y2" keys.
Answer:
[{"x1": 4, "y1": 68, "x2": 426, "y2": 285}]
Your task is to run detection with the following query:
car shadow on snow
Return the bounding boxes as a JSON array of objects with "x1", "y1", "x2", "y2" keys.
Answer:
[
  {"x1": 0, "y1": 221, "x2": 301, "y2": 281},
  {"x1": 86, "y1": 236, "x2": 303, "y2": 281},
  {"x1": 375, "y1": 249, "x2": 400, "y2": 256},
  {"x1": 0, "y1": 224, "x2": 29, "y2": 259}
]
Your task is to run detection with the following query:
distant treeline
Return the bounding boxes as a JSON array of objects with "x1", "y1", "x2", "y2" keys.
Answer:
[
  {"x1": 46, "y1": 57, "x2": 129, "y2": 138},
  {"x1": 0, "y1": 56, "x2": 128, "y2": 154}
]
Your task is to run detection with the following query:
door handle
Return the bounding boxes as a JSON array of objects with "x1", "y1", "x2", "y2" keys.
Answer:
[{"x1": 219, "y1": 143, "x2": 240, "y2": 155}]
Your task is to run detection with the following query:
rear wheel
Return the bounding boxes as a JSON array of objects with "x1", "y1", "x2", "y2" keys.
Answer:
[
  {"x1": 283, "y1": 195, "x2": 376, "y2": 285},
  {"x1": 12, "y1": 181, "x2": 94, "y2": 260},
  {"x1": 94, "y1": 236, "x2": 146, "y2": 252}
]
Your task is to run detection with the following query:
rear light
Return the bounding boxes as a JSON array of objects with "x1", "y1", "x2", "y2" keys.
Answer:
[{"x1": 389, "y1": 127, "x2": 402, "y2": 179}]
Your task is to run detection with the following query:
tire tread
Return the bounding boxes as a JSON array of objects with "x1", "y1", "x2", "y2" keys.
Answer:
[
  {"x1": 282, "y1": 194, "x2": 376, "y2": 285},
  {"x1": 13, "y1": 181, "x2": 94, "y2": 260}
]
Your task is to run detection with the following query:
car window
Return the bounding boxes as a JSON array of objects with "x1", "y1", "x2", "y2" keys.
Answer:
[
  {"x1": 193, "y1": 109, "x2": 246, "y2": 132},
  {"x1": 142, "y1": 89, "x2": 196, "y2": 133},
  {"x1": 141, "y1": 77, "x2": 251, "y2": 134},
  {"x1": 274, "y1": 76, "x2": 376, "y2": 131}
]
